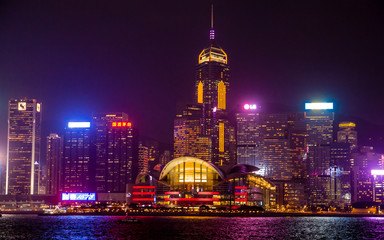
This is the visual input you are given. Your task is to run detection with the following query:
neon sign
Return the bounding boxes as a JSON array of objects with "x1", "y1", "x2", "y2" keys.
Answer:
[
  {"x1": 244, "y1": 104, "x2": 257, "y2": 110},
  {"x1": 61, "y1": 193, "x2": 96, "y2": 201},
  {"x1": 112, "y1": 122, "x2": 132, "y2": 127},
  {"x1": 68, "y1": 122, "x2": 91, "y2": 128},
  {"x1": 371, "y1": 170, "x2": 384, "y2": 176},
  {"x1": 305, "y1": 102, "x2": 333, "y2": 110}
]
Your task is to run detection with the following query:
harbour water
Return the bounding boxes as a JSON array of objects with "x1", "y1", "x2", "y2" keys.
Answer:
[{"x1": 1, "y1": 214, "x2": 384, "y2": 239}]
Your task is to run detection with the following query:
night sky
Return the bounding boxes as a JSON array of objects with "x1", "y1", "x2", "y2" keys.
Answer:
[{"x1": 1, "y1": 0, "x2": 384, "y2": 163}]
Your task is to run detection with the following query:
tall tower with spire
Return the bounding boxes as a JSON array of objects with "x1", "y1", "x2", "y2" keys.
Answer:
[{"x1": 194, "y1": 5, "x2": 234, "y2": 166}]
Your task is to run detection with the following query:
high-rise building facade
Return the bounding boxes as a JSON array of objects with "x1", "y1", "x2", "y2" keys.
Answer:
[
  {"x1": 236, "y1": 105, "x2": 263, "y2": 169},
  {"x1": 351, "y1": 146, "x2": 383, "y2": 203},
  {"x1": 305, "y1": 103, "x2": 334, "y2": 207},
  {"x1": 46, "y1": 133, "x2": 62, "y2": 195},
  {"x1": 6, "y1": 98, "x2": 42, "y2": 195},
  {"x1": 259, "y1": 113, "x2": 291, "y2": 180},
  {"x1": 330, "y1": 142, "x2": 351, "y2": 207},
  {"x1": 138, "y1": 142, "x2": 149, "y2": 173},
  {"x1": 337, "y1": 122, "x2": 358, "y2": 151},
  {"x1": 193, "y1": 9, "x2": 235, "y2": 166},
  {"x1": 174, "y1": 104, "x2": 212, "y2": 163},
  {"x1": 138, "y1": 138, "x2": 159, "y2": 173},
  {"x1": 93, "y1": 113, "x2": 136, "y2": 193},
  {"x1": 62, "y1": 122, "x2": 93, "y2": 193},
  {"x1": 235, "y1": 108, "x2": 307, "y2": 209}
]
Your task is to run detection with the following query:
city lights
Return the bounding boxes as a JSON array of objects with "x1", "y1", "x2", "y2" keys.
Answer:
[
  {"x1": 305, "y1": 102, "x2": 334, "y2": 110},
  {"x1": 68, "y1": 122, "x2": 90, "y2": 128}
]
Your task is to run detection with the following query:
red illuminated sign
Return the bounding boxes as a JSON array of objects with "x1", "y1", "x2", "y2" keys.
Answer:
[
  {"x1": 133, "y1": 186, "x2": 155, "y2": 189},
  {"x1": 112, "y1": 122, "x2": 132, "y2": 127},
  {"x1": 132, "y1": 198, "x2": 155, "y2": 202},
  {"x1": 132, "y1": 192, "x2": 155, "y2": 195},
  {"x1": 234, "y1": 199, "x2": 247, "y2": 202},
  {"x1": 234, "y1": 193, "x2": 247, "y2": 196}
]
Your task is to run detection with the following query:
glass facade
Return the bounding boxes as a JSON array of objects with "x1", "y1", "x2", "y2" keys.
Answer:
[
  {"x1": 160, "y1": 157, "x2": 223, "y2": 192},
  {"x1": 46, "y1": 133, "x2": 62, "y2": 195}
]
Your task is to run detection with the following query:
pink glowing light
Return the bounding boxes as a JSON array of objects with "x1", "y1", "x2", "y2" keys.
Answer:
[
  {"x1": 132, "y1": 198, "x2": 155, "y2": 202},
  {"x1": 165, "y1": 198, "x2": 219, "y2": 202}
]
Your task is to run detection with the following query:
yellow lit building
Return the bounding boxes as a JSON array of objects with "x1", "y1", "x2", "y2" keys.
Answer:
[{"x1": 132, "y1": 157, "x2": 276, "y2": 209}]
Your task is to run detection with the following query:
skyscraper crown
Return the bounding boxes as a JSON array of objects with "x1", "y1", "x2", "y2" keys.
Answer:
[{"x1": 198, "y1": 4, "x2": 227, "y2": 64}]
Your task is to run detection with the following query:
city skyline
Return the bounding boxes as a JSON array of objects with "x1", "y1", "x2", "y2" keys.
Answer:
[{"x1": 1, "y1": 0, "x2": 384, "y2": 165}]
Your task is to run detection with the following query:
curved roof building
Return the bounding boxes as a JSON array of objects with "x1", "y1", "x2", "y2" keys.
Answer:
[{"x1": 131, "y1": 157, "x2": 276, "y2": 209}]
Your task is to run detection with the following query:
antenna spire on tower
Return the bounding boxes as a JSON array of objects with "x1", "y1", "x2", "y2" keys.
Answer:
[
  {"x1": 211, "y1": 4, "x2": 214, "y2": 29},
  {"x1": 210, "y1": 4, "x2": 215, "y2": 40}
]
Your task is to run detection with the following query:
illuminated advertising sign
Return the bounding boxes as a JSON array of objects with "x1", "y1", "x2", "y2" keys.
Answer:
[
  {"x1": 305, "y1": 102, "x2": 333, "y2": 110},
  {"x1": 61, "y1": 193, "x2": 96, "y2": 201},
  {"x1": 244, "y1": 104, "x2": 257, "y2": 110},
  {"x1": 112, "y1": 122, "x2": 132, "y2": 127},
  {"x1": 68, "y1": 122, "x2": 91, "y2": 128},
  {"x1": 371, "y1": 170, "x2": 384, "y2": 176}
]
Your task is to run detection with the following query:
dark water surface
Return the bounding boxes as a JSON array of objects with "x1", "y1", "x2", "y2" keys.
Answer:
[{"x1": 1, "y1": 215, "x2": 384, "y2": 239}]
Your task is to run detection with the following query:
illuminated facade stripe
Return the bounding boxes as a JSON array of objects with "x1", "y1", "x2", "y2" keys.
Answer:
[
  {"x1": 133, "y1": 186, "x2": 155, "y2": 189},
  {"x1": 165, "y1": 192, "x2": 180, "y2": 195},
  {"x1": 219, "y1": 123, "x2": 224, "y2": 152},
  {"x1": 217, "y1": 80, "x2": 226, "y2": 110},
  {"x1": 197, "y1": 192, "x2": 219, "y2": 195},
  {"x1": 132, "y1": 192, "x2": 155, "y2": 195},
  {"x1": 132, "y1": 198, "x2": 155, "y2": 202},
  {"x1": 197, "y1": 81, "x2": 203, "y2": 103}
]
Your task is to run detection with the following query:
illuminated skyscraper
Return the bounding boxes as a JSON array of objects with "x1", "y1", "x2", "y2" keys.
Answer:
[
  {"x1": 138, "y1": 138, "x2": 159, "y2": 173},
  {"x1": 351, "y1": 146, "x2": 383, "y2": 203},
  {"x1": 138, "y1": 142, "x2": 149, "y2": 173},
  {"x1": 260, "y1": 113, "x2": 291, "y2": 180},
  {"x1": 305, "y1": 102, "x2": 334, "y2": 207},
  {"x1": 46, "y1": 133, "x2": 62, "y2": 195},
  {"x1": 174, "y1": 104, "x2": 212, "y2": 163},
  {"x1": 236, "y1": 104, "x2": 262, "y2": 168},
  {"x1": 337, "y1": 122, "x2": 358, "y2": 151},
  {"x1": 330, "y1": 142, "x2": 351, "y2": 207},
  {"x1": 93, "y1": 113, "x2": 137, "y2": 193},
  {"x1": 194, "y1": 5, "x2": 235, "y2": 166},
  {"x1": 62, "y1": 122, "x2": 93, "y2": 193},
  {"x1": 236, "y1": 107, "x2": 307, "y2": 209},
  {"x1": 6, "y1": 98, "x2": 42, "y2": 195}
]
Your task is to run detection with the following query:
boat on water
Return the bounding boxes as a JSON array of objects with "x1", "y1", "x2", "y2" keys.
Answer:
[{"x1": 118, "y1": 217, "x2": 142, "y2": 223}]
